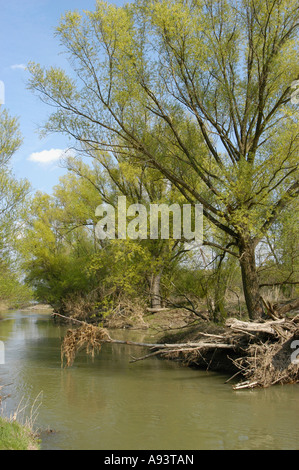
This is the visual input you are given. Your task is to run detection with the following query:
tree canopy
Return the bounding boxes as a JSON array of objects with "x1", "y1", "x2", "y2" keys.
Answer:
[
  {"x1": 27, "y1": 0, "x2": 299, "y2": 319},
  {"x1": 0, "y1": 107, "x2": 32, "y2": 305}
]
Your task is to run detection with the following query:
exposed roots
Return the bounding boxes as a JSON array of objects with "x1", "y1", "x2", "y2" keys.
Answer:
[{"x1": 61, "y1": 325, "x2": 111, "y2": 368}]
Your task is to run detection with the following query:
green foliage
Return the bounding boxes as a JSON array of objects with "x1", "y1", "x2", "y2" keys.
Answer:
[
  {"x1": 18, "y1": 160, "x2": 188, "y2": 314},
  {"x1": 0, "y1": 417, "x2": 40, "y2": 451},
  {"x1": 17, "y1": 185, "x2": 99, "y2": 308},
  {"x1": 0, "y1": 262, "x2": 33, "y2": 307},
  {"x1": 0, "y1": 107, "x2": 31, "y2": 306},
  {"x1": 0, "y1": 108, "x2": 30, "y2": 251},
  {"x1": 258, "y1": 198, "x2": 299, "y2": 297},
  {"x1": 25, "y1": 0, "x2": 299, "y2": 319}
]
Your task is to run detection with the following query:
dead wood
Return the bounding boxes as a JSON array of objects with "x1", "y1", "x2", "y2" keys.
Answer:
[
  {"x1": 60, "y1": 321, "x2": 235, "y2": 368},
  {"x1": 146, "y1": 307, "x2": 171, "y2": 313},
  {"x1": 277, "y1": 298, "x2": 299, "y2": 316},
  {"x1": 261, "y1": 296, "x2": 280, "y2": 320},
  {"x1": 260, "y1": 296, "x2": 299, "y2": 320},
  {"x1": 57, "y1": 312, "x2": 236, "y2": 368},
  {"x1": 229, "y1": 317, "x2": 299, "y2": 390},
  {"x1": 226, "y1": 317, "x2": 286, "y2": 335},
  {"x1": 56, "y1": 311, "x2": 299, "y2": 389}
]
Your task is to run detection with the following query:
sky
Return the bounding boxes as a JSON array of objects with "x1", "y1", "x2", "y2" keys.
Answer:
[{"x1": 0, "y1": 0, "x2": 124, "y2": 194}]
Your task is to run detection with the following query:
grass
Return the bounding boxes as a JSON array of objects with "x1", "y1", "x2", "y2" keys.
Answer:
[
  {"x1": 0, "y1": 416, "x2": 40, "y2": 450},
  {"x1": 0, "y1": 391, "x2": 43, "y2": 450}
]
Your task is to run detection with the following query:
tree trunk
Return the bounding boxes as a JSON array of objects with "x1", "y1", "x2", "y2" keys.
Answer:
[
  {"x1": 149, "y1": 272, "x2": 162, "y2": 310},
  {"x1": 213, "y1": 285, "x2": 227, "y2": 323},
  {"x1": 212, "y1": 266, "x2": 227, "y2": 323},
  {"x1": 238, "y1": 239, "x2": 263, "y2": 320}
]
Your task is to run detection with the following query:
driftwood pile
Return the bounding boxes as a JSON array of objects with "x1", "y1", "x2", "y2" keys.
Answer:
[
  {"x1": 56, "y1": 311, "x2": 299, "y2": 390},
  {"x1": 225, "y1": 317, "x2": 299, "y2": 389}
]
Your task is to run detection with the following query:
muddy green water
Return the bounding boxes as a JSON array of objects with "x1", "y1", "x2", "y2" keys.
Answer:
[{"x1": 0, "y1": 310, "x2": 298, "y2": 450}]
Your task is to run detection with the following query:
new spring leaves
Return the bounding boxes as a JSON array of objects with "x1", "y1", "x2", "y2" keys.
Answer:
[
  {"x1": 93, "y1": 76, "x2": 299, "y2": 242},
  {"x1": 95, "y1": 196, "x2": 203, "y2": 243}
]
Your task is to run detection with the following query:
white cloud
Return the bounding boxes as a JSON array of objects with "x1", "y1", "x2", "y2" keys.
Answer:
[
  {"x1": 11, "y1": 64, "x2": 27, "y2": 71},
  {"x1": 28, "y1": 148, "x2": 69, "y2": 165}
]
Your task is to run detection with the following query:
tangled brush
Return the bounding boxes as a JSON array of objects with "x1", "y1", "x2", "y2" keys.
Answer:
[
  {"x1": 232, "y1": 326, "x2": 299, "y2": 389},
  {"x1": 104, "y1": 298, "x2": 148, "y2": 329},
  {"x1": 61, "y1": 324, "x2": 111, "y2": 367}
]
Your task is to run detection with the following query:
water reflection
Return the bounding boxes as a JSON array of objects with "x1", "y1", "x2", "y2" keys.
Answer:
[{"x1": 0, "y1": 311, "x2": 298, "y2": 450}]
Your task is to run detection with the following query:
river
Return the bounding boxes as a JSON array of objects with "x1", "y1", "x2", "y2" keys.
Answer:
[{"x1": 0, "y1": 310, "x2": 298, "y2": 450}]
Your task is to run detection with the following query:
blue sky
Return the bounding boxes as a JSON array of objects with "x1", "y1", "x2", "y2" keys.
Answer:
[{"x1": 0, "y1": 0, "x2": 124, "y2": 194}]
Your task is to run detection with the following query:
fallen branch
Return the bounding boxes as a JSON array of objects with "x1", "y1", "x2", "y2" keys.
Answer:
[
  {"x1": 226, "y1": 318, "x2": 286, "y2": 335},
  {"x1": 277, "y1": 298, "x2": 299, "y2": 316},
  {"x1": 55, "y1": 311, "x2": 299, "y2": 389},
  {"x1": 61, "y1": 325, "x2": 235, "y2": 367},
  {"x1": 233, "y1": 381, "x2": 259, "y2": 390},
  {"x1": 261, "y1": 296, "x2": 280, "y2": 320},
  {"x1": 146, "y1": 307, "x2": 171, "y2": 313},
  {"x1": 130, "y1": 343, "x2": 233, "y2": 363},
  {"x1": 57, "y1": 313, "x2": 235, "y2": 368}
]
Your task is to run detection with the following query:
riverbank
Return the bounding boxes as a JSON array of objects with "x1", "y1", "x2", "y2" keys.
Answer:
[
  {"x1": 0, "y1": 416, "x2": 40, "y2": 450},
  {"x1": 1, "y1": 309, "x2": 299, "y2": 449},
  {"x1": 56, "y1": 301, "x2": 299, "y2": 389}
]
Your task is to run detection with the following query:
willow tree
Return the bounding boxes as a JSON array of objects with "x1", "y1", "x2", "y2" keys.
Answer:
[
  {"x1": 28, "y1": 0, "x2": 299, "y2": 319},
  {"x1": 0, "y1": 107, "x2": 31, "y2": 303},
  {"x1": 0, "y1": 107, "x2": 30, "y2": 253},
  {"x1": 64, "y1": 155, "x2": 190, "y2": 310}
]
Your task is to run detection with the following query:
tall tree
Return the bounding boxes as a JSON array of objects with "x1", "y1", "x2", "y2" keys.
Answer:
[
  {"x1": 0, "y1": 107, "x2": 31, "y2": 303},
  {"x1": 28, "y1": 0, "x2": 299, "y2": 318},
  {"x1": 18, "y1": 181, "x2": 102, "y2": 309},
  {"x1": 0, "y1": 108, "x2": 30, "y2": 250},
  {"x1": 64, "y1": 155, "x2": 189, "y2": 309}
]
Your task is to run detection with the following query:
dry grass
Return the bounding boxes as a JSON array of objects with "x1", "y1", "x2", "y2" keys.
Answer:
[
  {"x1": 104, "y1": 298, "x2": 148, "y2": 329},
  {"x1": 0, "y1": 392, "x2": 43, "y2": 450},
  {"x1": 61, "y1": 324, "x2": 111, "y2": 367},
  {"x1": 61, "y1": 294, "x2": 149, "y2": 330},
  {"x1": 61, "y1": 291, "x2": 101, "y2": 321}
]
